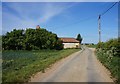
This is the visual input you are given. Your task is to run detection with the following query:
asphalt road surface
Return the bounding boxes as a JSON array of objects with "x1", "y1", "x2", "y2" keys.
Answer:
[{"x1": 30, "y1": 46, "x2": 113, "y2": 82}]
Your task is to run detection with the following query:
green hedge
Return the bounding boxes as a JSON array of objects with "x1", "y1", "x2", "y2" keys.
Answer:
[{"x1": 96, "y1": 38, "x2": 120, "y2": 83}]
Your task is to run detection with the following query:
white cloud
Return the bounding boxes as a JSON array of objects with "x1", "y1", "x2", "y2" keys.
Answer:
[
  {"x1": 3, "y1": 2, "x2": 76, "y2": 25},
  {"x1": 2, "y1": 2, "x2": 76, "y2": 34},
  {"x1": 38, "y1": 3, "x2": 75, "y2": 24}
]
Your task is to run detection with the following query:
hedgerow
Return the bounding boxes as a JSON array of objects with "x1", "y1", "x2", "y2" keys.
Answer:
[{"x1": 96, "y1": 38, "x2": 120, "y2": 83}]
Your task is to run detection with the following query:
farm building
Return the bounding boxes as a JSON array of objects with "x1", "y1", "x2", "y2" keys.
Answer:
[{"x1": 60, "y1": 38, "x2": 80, "y2": 49}]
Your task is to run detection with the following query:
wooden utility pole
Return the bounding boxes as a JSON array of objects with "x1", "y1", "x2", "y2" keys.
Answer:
[{"x1": 98, "y1": 15, "x2": 101, "y2": 43}]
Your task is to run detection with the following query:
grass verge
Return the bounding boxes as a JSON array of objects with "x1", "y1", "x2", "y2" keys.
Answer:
[{"x1": 2, "y1": 49, "x2": 80, "y2": 83}]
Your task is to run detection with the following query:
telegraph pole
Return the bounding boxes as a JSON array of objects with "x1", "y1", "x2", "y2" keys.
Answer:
[
  {"x1": 97, "y1": 2, "x2": 118, "y2": 43},
  {"x1": 98, "y1": 15, "x2": 101, "y2": 43}
]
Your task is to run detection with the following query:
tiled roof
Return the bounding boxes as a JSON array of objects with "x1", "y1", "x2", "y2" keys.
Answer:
[{"x1": 60, "y1": 38, "x2": 79, "y2": 43}]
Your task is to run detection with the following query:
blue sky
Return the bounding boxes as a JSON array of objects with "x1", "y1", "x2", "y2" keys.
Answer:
[{"x1": 2, "y1": 2, "x2": 118, "y2": 43}]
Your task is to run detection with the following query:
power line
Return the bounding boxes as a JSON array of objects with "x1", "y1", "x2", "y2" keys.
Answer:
[
  {"x1": 48, "y1": 2, "x2": 118, "y2": 30},
  {"x1": 58, "y1": 15, "x2": 97, "y2": 28},
  {"x1": 46, "y1": 2, "x2": 118, "y2": 33},
  {"x1": 46, "y1": 15, "x2": 97, "y2": 30},
  {"x1": 101, "y1": 2, "x2": 118, "y2": 16},
  {"x1": 98, "y1": 2, "x2": 118, "y2": 43}
]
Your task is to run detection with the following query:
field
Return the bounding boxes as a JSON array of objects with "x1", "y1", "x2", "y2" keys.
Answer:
[
  {"x1": 2, "y1": 49, "x2": 80, "y2": 83},
  {"x1": 85, "y1": 44, "x2": 97, "y2": 48}
]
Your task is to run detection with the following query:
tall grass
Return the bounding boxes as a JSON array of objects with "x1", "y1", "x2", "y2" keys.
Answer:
[{"x1": 2, "y1": 49, "x2": 80, "y2": 83}]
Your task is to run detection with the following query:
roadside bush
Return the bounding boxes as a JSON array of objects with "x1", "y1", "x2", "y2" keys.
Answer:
[
  {"x1": 96, "y1": 42, "x2": 104, "y2": 49},
  {"x1": 96, "y1": 38, "x2": 120, "y2": 83},
  {"x1": 2, "y1": 28, "x2": 63, "y2": 50}
]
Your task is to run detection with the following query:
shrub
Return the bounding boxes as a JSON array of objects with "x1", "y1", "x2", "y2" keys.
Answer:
[{"x1": 96, "y1": 38, "x2": 120, "y2": 83}]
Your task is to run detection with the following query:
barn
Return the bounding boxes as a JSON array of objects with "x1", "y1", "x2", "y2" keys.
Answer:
[{"x1": 60, "y1": 38, "x2": 80, "y2": 49}]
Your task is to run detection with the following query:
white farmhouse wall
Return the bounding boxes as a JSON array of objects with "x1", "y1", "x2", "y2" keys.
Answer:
[{"x1": 63, "y1": 43, "x2": 80, "y2": 48}]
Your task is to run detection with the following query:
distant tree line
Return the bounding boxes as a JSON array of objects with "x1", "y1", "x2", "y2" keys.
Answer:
[{"x1": 2, "y1": 28, "x2": 63, "y2": 50}]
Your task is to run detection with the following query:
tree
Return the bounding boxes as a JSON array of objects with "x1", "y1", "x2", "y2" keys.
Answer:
[
  {"x1": 76, "y1": 34, "x2": 82, "y2": 43},
  {"x1": 2, "y1": 29, "x2": 25, "y2": 50},
  {"x1": 0, "y1": 36, "x2": 2, "y2": 50},
  {"x1": 2, "y1": 28, "x2": 63, "y2": 50},
  {"x1": 55, "y1": 39, "x2": 63, "y2": 50}
]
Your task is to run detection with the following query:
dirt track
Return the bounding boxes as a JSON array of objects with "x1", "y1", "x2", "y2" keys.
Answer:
[{"x1": 30, "y1": 46, "x2": 113, "y2": 82}]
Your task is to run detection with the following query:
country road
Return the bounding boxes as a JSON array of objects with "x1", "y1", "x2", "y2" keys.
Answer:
[{"x1": 30, "y1": 46, "x2": 113, "y2": 82}]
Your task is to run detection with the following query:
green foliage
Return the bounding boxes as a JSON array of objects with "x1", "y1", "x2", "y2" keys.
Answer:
[
  {"x1": 2, "y1": 49, "x2": 80, "y2": 83},
  {"x1": 2, "y1": 29, "x2": 25, "y2": 50},
  {"x1": 76, "y1": 34, "x2": 82, "y2": 43},
  {"x1": 96, "y1": 38, "x2": 120, "y2": 83},
  {"x1": 0, "y1": 36, "x2": 2, "y2": 51},
  {"x1": 55, "y1": 39, "x2": 64, "y2": 50},
  {"x1": 96, "y1": 38, "x2": 120, "y2": 57},
  {"x1": 2, "y1": 28, "x2": 63, "y2": 50},
  {"x1": 96, "y1": 42, "x2": 104, "y2": 49}
]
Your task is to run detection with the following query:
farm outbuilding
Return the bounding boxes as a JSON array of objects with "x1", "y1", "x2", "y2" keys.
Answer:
[{"x1": 60, "y1": 38, "x2": 80, "y2": 49}]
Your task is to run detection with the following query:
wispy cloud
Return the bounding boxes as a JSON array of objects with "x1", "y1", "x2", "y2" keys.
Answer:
[
  {"x1": 39, "y1": 3, "x2": 77, "y2": 23},
  {"x1": 2, "y1": 2, "x2": 118, "y2": 44},
  {"x1": 3, "y1": 2, "x2": 76, "y2": 23},
  {"x1": 2, "y1": 2, "x2": 77, "y2": 34}
]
